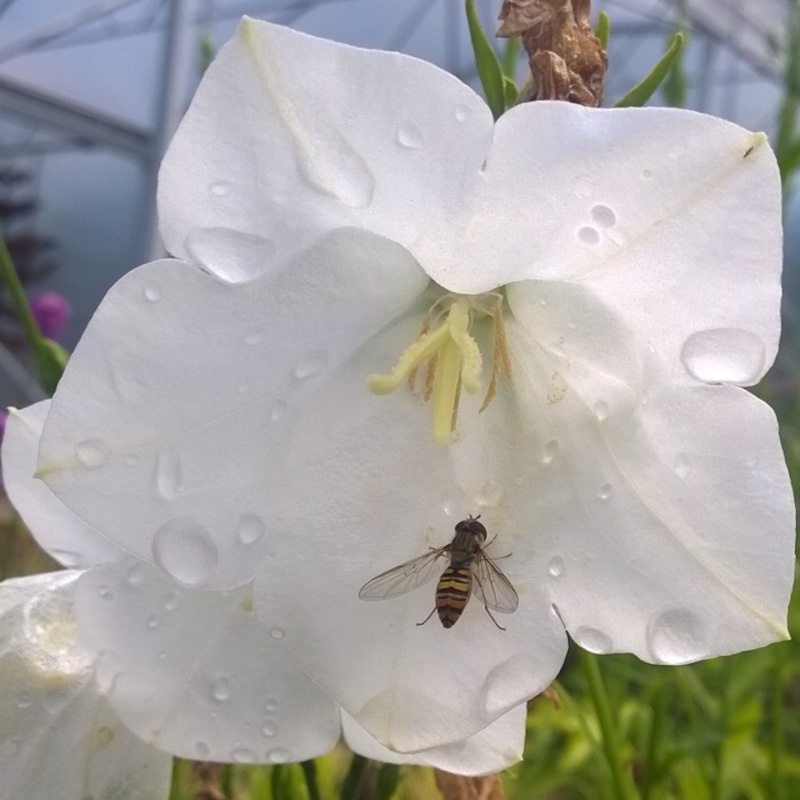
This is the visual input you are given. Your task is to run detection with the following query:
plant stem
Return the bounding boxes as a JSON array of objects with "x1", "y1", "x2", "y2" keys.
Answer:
[
  {"x1": 340, "y1": 754, "x2": 368, "y2": 800},
  {"x1": 300, "y1": 759, "x2": 322, "y2": 800},
  {"x1": 581, "y1": 651, "x2": 636, "y2": 800},
  {"x1": 0, "y1": 234, "x2": 42, "y2": 354}
]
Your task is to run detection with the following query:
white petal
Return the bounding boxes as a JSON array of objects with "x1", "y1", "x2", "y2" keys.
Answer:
[
  {"x1": 502, "y1": 282, "x2": 793, "y2": 662},
  {"x1": 75, "y1": 560, "x2": 340, "y2": 762},
  {"x1": 39, "y1": 229, "x2": 427, "y2": 589},
  {"x1": 2, "y1": 402, "x2": 126, "y2": 568},
  {"x1": 159, "y1": 17, "x2": 493, "y2": 282},
  {"x1": 0, "y1": 572, "x2": 172, "y2": 800},
  {"x1": 419, "y1": 104, "x2": 781, "y2": 386},
  {"x1": 253, "y1": 314, "x2": 567, "y2": 753},
  {"x1": 342, "y1": 704, "x2": 525, "y2": 776}
]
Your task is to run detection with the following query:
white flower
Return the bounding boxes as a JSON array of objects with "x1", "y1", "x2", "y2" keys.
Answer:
[
  {"x1": 0, "y1": 569, "x2": 172, "y2": 800},
  {"x1": 27, "y1": 17, "x2": 794, "y2": 756}
]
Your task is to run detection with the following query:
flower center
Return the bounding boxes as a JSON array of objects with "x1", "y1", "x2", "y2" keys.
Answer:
[{"x1": 367, "y1": 292, "x2": 511, "y2": 443}]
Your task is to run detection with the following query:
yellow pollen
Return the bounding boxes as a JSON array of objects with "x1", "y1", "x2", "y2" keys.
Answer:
[{"x1": 367, "y1": 294, "x2": 510, "y2": 443}]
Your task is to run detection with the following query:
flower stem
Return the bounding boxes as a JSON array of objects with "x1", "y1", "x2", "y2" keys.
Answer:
[
  {"x1": 340, "y1": 754, "x2": 368, "y2": 800},
  {"x1": 300, "y1": 759, "x2": 322, "y2": 800},
  {"x1": 580, "y1": 650, "x2": 636, "y2": 800},
  {"x1": 0, "y1": 234, "x2": 42, "y2": 354}
]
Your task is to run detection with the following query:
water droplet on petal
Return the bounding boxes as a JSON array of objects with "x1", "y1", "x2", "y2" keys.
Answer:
[
  {"x1": 163, "y1": 592, "x2": 180, "y2": 611},
  {"x1": 269, "y1": 399, "x2": 287, "y2": 422},
  {"x1": 98, "y1": 586, "x2": 115, "y2": 603},
  {"x1": 50, "y1": 549, "x2": 82, "y2": 568},
  {"x1": 268, "y1": 748, "x2": 292, "y2": 764},
  {"x1": 127, "y1": 562, "x2": 148, "y2": 586},
  {"x1": 647, "y1": 608, "x2": 708, "y2": 664},
  {"x1": 243, "y1": 329, "x2": 263, "y2": 346},
  {"x1": 236, "y1": 513, "x2": 266, "y2": 545},
  {"x1": 477, "y1": 478, "x2": 504, "y2": 508},
  {"x1": 574, "y1": 626, "x2": 612, "y2": 654},
  {"x1": 96, "y1": 726, "x2": 114, "y2": 747},
  {"x1": 673, "y1": 454, "x2": 691, "y2": 479},
  {"x1": 75, "y1": 439, "x2": 106, "y2": 468},
  {"x1": 152, "y1": 518, "x2": 218, "y2": 587},
  {"x1": 184, "y1": 228, "x2": 278, "y2": 284},
  {"x1": 679, "y1": 329, "x2": 766, "y2": 384},
  {"x1": 543, "y1": 439, "x2": 560, "y2": 465},
  {"x1": 17, "y1": 692, "x2": 32, "y2": 708},
  {"x1": 264, "y1": 698, "x2": 278, "y2": 712},
  {"x1": 547, "y1": 557, "x2": 564, "y2": 578},
  {"x1": 261, "y1": 721, "x2": 277, "y2": 737},
  {"x1": 195, "y1": 741, "x2": 210, "y2": 758},
  {"x1": 396, "y1": 122, "x2": 424, "y2": 149},
  {"x1": 294, "y1": 351, "x2": 328, "y2": 380},
  {"x1": 454, "y1": 104, "x2": 470, "y2": 122},
  {"x1": 147, "y1": 614, "x2": 161, "y2": 629},
  {"x1": 210, "y1": 181, "x2": 232, "y2": 197},
  {"x1": 598, "y1": 483, "x2": 613, "y2": 500},
  {"x1": 270, "y1": 628, "x2": 285, "y2": 640},
  {"x1": 642, "y1": 168, "x2": 653, "y2": 180},
  {"x1": 211, "y1": 678, "x2": 231, "y2": 703},
  {"x1": 590, "y1": 204, "x2": 617, "y2": 228},
  {"x1": 154, "y1": 446, "x2": 183, "y2": 501},
  {"x1": 232, "y1": 748, "x2": 257, "y2": 763},
  {"x1": 593, "y1": 401, "x2": 609, "y2": 422},
  {"x1": 144, "y1": 284, "x2": 161, "y2": 303},
  {"x1": 577, "y1": 226, "x2": 600, "y2": 246}
]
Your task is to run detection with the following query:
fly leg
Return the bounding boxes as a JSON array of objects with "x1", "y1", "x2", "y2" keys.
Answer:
[
  {"x1": 473, "y1": 571, "x2": 507, "y2": 631},
  {"x1": 416, "y1": 606, "x2": 438, "y2": 627}
]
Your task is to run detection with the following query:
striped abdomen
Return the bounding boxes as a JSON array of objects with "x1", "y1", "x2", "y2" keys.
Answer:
[{"x1": 436, "y1": 565, "x2": 473, "y2": 628}]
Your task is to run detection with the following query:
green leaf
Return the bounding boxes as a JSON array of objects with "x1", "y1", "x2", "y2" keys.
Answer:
[
  {"x1": 465, "y1": 0, "x2": 506, "y2": 119},
  {"x1": 35, "y1": 338, "x2": 68, "y2": 394},
  {"x1": 614, "y1": 32, "x2": 685, "y2": 108},
  {"x1": 502, "y1": 35, "x2": 521, "y2": 80},
  {"x1": 595, "y1": 10, "x2": 610, "y2": 50},
  {"x1": 503, "y1": 74, "x2": 519, "y2": 108}
]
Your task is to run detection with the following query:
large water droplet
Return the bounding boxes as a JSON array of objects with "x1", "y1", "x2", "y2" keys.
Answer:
[
  {"x1": 268, "y1": 748, "x2": 292, "y2": 764},
  {"x1": 154, "y1": 446, "x2": 183, "y2": 501},
  {"x1": 590, "y1": 204, "x2": 617, "y2": 228},
  {"x1": 152, "y1": 518, "x2": 218, "y2": 587},
  {"x1": 680, "y1": 329, "x2": 766, "y2": 385},
  {"x1": 236, "y1": 513, "x2": 266, "y2": 545},
  {"x1": 294, "y1": 351, "x2": 328, "y2": 380},
  {"x1": 75, "y1": 439, "x2": 107, "y2": 468},
  {"x1": 396, "y1": 122, "x2": 424, "y2": 150},
  {"x1": 542, "y1": 439, "x2": 560, "y2": 465},
  {"x1": 547, "y1": 557, "x2": 565, "y2": 578},
  {"x1": 573, "y1": 626, "x2": 612, "y2": 654},
  {"x1": 232, "y1": 748, "x2": 257, "y2": 763},
  {"x1": 184, "y1": 228, "x2": 278, "y2": 284},
  {"x1": 577, "y1": 226, "x2": 600, "y2": 246},
  {"x1": 647, "y1": 608, "x2": 708, "y2": 664},
  {"x1": 211, "y1": 677, "x2": 231, "y2": 703}
]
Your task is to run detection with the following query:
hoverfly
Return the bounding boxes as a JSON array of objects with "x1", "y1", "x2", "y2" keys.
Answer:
[{"x1": 358, "y1": 516, "x2": 518, "y2": 629}]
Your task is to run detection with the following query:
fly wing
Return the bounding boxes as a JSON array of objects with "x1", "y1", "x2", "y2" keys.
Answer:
[
  {"x1": 358, "y1": 546, "x2": 449, "y2": 600},
  {"x1": 472, "y1": 552, "x2": 519, "y2": 613}
]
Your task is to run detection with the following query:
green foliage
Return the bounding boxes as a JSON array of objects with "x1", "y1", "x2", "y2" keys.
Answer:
[
  {"x1": 465, "y1": 0, "x2": 513, "y2": 119},
  {"x1": 595, "y1": 11, "x2": 610, "y2": 51},
  {"x1": 614, "y1": 32, "x2": 685, "y2": 109}
]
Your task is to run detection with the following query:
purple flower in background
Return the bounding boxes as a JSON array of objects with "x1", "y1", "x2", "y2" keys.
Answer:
[{"x1": 30, "y1": 292, "x2": 70, "y2": 341}]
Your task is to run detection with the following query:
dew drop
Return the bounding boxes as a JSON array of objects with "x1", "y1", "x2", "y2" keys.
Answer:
[
  {"x1": 641, "y1": 390, "x2": 650, "y2": 407},
  {"x1": 96, "y1": 726, "x2": 114, "y2": 747},
  {"x1": 454, "y1": 104, "x2": 470, "y2": 122},
  {"x1": 577, "y1": 226, "x2": 600, "y2": 246},
  {"x1": 98, "y1": 586, "x2": 115, "y2": 603},
  {"x1": 396, "y1": 121, "x2": 424, "y2": 150},
  {"x1": 184, "y1": 228, "x2": 278, "y2": 285},
  {"x1": 270, "y1": 627, "x2": 285, "y2": 640},
  {"x1": 547, "y1": 557, "x2": 565, "y2": 578},
  {"x1": 679, "y1": 329, "x2": 766, "y2": 385},
  {"x1": 590, "y1": 204, "x2": 617, "y2": 228},
  {"x1": 542, "y1": 439, "x2": 560, "y2": 465},
  {"x1": 673, "y1": 453, "x2": 691, "y2": 480},
  {"x1": 211, "y1": 678, "x2": 231, "y2": 703},
  {"x1": 210, "y1": 181, "x2": 232, "y2": 197},
  {"x1": 163, "y1": 592, "x2": 180, "y2": 612},
  {"x1": 147, "y1": 614, "x2": 161, "y2": 629},
  {"x1": 195, "y1": 741, "x2": 210, "y2": 758},
  {"x1": 598, "y1": 483, "x2": 613, "y2": 500},
  {"x1": 593, "y1": 401, "x2": 609, "y2": 422},
  {"x1": 237, "y1": 380, "x2": 250, "y2": 394},
  {"x1": 269, "y1": 399, "x2": 287, "y2": 422},
  {"x1": 127, "y1": 562, "x2": 148, "y2": 586},
  {"x1": 539, "y1": 297, "x2": 548, "y2": 307},
  {"x1": 641, "y1": 168, "x2": 654, "y2": 180},
  {"x1": 268, "y1": 748, "x2": 292, "y2": 764},
  {"x1": 232, "y1": 748, "x2": 257, "y2": 763},
  {"x1": 264, "y1": 698, "x2": 278, "y2": 712},
  {"x1": 144, "y1": 284, "x2": 161, "y2": 303},
  {"x1": 293, "y1": 351, "x2": 328, "y2": 380},
  {"x1": 153, "y1": 446, "x2": 183, "y2": 501},
  {"x1": 573, "y1": 626, "x2": 612, "y2": 654},
  {"x1": 647, "y1": 608, "x2": 708, "y2": 664},
  {"x1": 50, "y1": 549, "x2": 82, "y2": 568},
  {"x1": 152, "y1": 518, "x2": 218, "y2": 587},
  {"x1": 243, "y1": 329, "x2": 263, "y2": 346},
  {"x1": 236, "y1": 513, "x2": 266, "y2": 545},
  {"x1": 75, "y1": 440, "x2": 107, "y2": 468},
  {"x1": 477, "y1": 478, "x2": 504, "y2": 508},
  {"x1": 16, "y1": 691, "x2": 32, "y2": 708},
  {"x1": 261, "y1": 721, "x2": 277, "y2": 737},
  {"x1": 158, "y1": 650, "x2": 167, "y2": 660}
]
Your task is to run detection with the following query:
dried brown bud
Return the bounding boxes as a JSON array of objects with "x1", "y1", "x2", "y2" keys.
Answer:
[
  {"x1": 434, "y1": 770, "x2": 508, "y2": 800},
  {"x1": 497, "y1": 0, "x2": 607, "y2": 107}
]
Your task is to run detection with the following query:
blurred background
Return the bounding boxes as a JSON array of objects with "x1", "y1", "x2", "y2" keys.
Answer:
[{"x1": 0, "y1": 0, "x2": 796, "y2": 412}]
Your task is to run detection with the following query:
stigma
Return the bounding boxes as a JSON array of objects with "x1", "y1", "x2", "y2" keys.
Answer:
[{"x1": 367, "y1": 293, "x2": 511, "y2": 443}]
